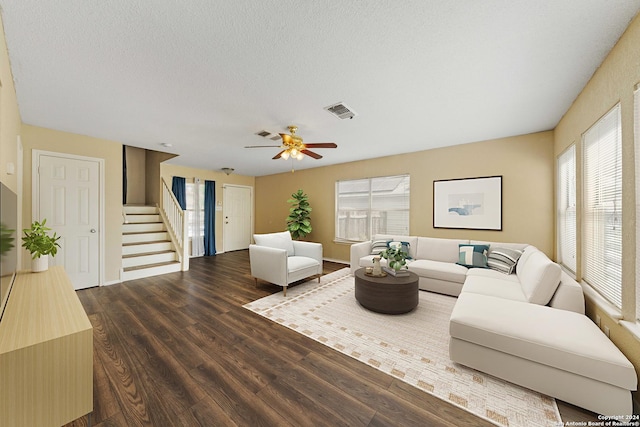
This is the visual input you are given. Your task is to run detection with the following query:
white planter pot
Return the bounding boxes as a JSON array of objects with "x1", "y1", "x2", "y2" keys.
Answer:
[{"x1": 32, "y1": 256, "x2": 48, "y2": 272}]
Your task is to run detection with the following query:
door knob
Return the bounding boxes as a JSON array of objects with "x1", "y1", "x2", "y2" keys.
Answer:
[{"x1": 90, "y1": 229, "x2": 97, "y2": 233}]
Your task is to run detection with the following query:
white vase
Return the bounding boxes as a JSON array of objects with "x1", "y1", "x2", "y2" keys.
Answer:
[
  {"x1": 372, "y1": 257, "x2": 382, "y2": 276},
  {"x1": 32, "y1": 256, "x2": 48, "y2": 272}
]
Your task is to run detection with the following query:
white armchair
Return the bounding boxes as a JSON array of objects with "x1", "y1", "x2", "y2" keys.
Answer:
[{"x1": 249, "y1": 231, "x2": 323, "y2": 296}]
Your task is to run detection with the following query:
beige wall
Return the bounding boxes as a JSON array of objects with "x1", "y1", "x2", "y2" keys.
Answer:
[
  {"x1": 124, "y1": 145, "x2": 146, "y2": 204},
  {"x1": 160, "y1": 163, "x2": 255, "y2": 253},
  {"x1": 0, "y1": 17, "x2": 21, "y2": 193},
  {"x1": 554, "y1": 13, "x2": 640, "y2": 387},
  {"x1": 20, "y1": 125, "x2": 123, "y2": 284},
  {"x1": 255, "y1": 131, "x2": 555, "y2": 263},
  {"x1": 146, "y1": 150, "x2": 177, "y2": 206}
]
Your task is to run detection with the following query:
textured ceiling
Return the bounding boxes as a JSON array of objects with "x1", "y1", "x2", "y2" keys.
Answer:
[{"x1": 2, "y1": 1, "x2": 640, "y2": 176}]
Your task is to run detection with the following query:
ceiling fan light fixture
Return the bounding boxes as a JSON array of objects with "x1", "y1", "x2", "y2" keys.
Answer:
[{"x1": 248, "y1": 124, "x2": 336, "y2": 163}]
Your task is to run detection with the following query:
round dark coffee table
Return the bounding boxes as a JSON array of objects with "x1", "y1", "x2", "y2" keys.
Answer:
[{"x1": 354, "y1": 268, "x2": 419, "y2": 314}]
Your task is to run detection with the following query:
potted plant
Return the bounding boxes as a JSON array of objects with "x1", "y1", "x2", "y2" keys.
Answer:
[
  {"x1": 286, "y1": 189, "x2": 312, "y2": 240},
  {"x1": 22, "y1": 219, "x2": 61, "y2": 272},
  {"x1": 380, "y1": 245, "x2": 408, "y2": 271}
]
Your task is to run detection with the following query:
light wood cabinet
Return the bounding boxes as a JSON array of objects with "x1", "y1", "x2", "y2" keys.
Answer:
[{"x1": 0, "y1": 266, "x2": 93, "y2": 426}]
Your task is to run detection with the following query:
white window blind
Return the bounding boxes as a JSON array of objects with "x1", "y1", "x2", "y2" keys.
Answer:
[
  {"x1": 557, "y1": 145, "x2": 576, "y2": 274},
  {"x1": 336, "y1": 175, "x2": 410, "y2": 241},
  {"x1": 635, "y1": 86, "x2": 640, "y2": 321},
  {"x1": 583, "y1": 104, "x2": 622, "y2": 309}
]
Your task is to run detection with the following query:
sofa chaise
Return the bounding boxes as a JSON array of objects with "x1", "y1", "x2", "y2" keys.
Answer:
[{"x1": 350, "y1": 234, "x2": 637, "y2": 416}]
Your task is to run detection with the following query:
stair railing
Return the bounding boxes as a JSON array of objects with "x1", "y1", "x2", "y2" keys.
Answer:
[{"x1": 159, "y1": 178, "x2": 189, "y2": 271}]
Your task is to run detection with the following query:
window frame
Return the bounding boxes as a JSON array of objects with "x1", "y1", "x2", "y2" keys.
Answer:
[
  {"x1": 185, "y1": 181, "x2": 205, "y2": 240},
  {"x1": 581, "y1": 103, "x2": 623, "y2": 309},
  {"x1": 634, "y1": 85, "x2": 640, "y2": 322},
  {"x1": 556, "y1": 144, "x2": 577, "y2": 275},
  {"x1": 335, "y1": 174, "x2": 410, "y2": 243}
]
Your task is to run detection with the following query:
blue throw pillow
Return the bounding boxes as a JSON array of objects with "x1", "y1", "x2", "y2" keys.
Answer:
[{"x1": 457, "y1": 244, "x2": 489, "y2": 268}]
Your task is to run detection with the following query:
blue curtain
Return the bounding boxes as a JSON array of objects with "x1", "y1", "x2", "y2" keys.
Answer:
[
  {"x1": 204, "y1": 180, "x2": 216, "y2": 256},
  {"x1": 171, "y1": 176, "x2": 187, "y2": 210}
]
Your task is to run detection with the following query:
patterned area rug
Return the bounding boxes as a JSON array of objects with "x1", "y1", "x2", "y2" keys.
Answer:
[{"x1": 244, "y1": 268, "x2": 561, "y2": 427}]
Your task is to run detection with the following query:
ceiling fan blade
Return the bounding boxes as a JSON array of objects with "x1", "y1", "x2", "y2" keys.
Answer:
[
  {"x1": 303, "y1": 142, "x2": 337, "y2": 148},
  {"x1": 245, "y1": 145, "x2": 281, "y2": 148},
  {"x1": 301, "y1": 149, "x2": 323, "y2": 159},
  {"x1": 279, "y1": 133, "x2": 292, "y2": 144},
  {"x1": 272, "y1": 150, "x2": 286, "y2": 160}
]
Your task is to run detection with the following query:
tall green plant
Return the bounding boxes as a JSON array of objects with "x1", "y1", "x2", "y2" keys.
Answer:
[{"x1": 286, "y1": 189, "x2": 312, "y2": 240}]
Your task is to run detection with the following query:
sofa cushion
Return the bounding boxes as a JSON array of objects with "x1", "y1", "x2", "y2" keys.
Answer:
[
  {"x1": 548, "y1": 271, "x2": 585, "y2": 314},
  {"x1": 370, "y1": 239, "x2": 391, "y2": 255},
  {"x1": 515, "y1": 245, "x2": 538, "y2": 277},
  {"x1": 373, "y1": 235, "x2": 418, "y2": 259},
  {"x1": 287, "y1": 255, "x2": 320, "y2": 273},
  {"x1": 457, "y1": 244, "x2": 489, "y2": 268},
  {"x1": 254, "y1": 231, "x2": 294, "y2": 256},
  {"x1": 462, "y1": 275, "x2": 527, "y2": 301},
  {"x1": 487, "y1": 247, "x2": 523, "y2": 274},
  {"x1": 471, "y1": 241, "x2": 529, "y2": 252},
  {"x1": 467, "y1": 268, "x2": 520, "y2": 282},
  {"x1": 415, "y1": 237, "x2": 469, "y2": 263},
  {"x1": 409, "y1": 259, "x2": 468, "y2": 284},
  {"x1": 450, "y1": 293, "x2": 637, "y2": 390},
  {"x1": 518, "y1": 251, "x2": 561, "y2": 305}
]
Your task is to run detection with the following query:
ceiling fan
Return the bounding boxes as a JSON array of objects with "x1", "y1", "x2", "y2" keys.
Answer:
[{"x1": 245, "y1": 125, "x2": 337, "y2": 161}]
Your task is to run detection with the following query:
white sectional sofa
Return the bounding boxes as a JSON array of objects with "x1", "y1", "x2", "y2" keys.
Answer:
[{"x1": 350, "y1": 234, "x2": 637, "y2": 416}]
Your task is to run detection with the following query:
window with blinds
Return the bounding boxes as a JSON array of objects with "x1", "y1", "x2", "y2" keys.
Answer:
[
  {"x1": 335, "y1": 175, "x2": 410, "y2": 242},
  {"x1": 582, "y1": 104, "x2": 622, "y2": 309},
  {"x1": 557, "y1": 145, "x2": 576, "y2": 274},
  {"x1": 635, "y1": 86, "x2": 640, "y2": 321},
  {"x1": 185, "y1": 182, "x2": 205, "y2": 239}
]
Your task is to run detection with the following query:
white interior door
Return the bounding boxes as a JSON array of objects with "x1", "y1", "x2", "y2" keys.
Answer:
[
  {"x1": 36, "y1": 153, "x2": 101, "y2": 290},
  {"x1": 223, "y1": 185, "x2": 252, "y2": 252}
]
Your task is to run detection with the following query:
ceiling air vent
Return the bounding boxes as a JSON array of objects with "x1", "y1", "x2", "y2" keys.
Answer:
[
  {"x1": 255, "y1": 130, "x2": 283, "y2": 141},
  {"x1": 325, "y1": 102, "x2": 357, "y2": 120}
]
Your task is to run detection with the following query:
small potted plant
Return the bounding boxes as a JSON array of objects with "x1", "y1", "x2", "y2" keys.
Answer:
[
  {"x1": 380, "y1": 245, "x2": 408, "y2": 271},
  {"x1": 22, "y1": 219, "x2": 61, "y2": 272}
]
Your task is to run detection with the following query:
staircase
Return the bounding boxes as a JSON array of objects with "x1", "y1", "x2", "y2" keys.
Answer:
[{"x1": 122, "y1": 205, "x2": 182, "y2": 281}]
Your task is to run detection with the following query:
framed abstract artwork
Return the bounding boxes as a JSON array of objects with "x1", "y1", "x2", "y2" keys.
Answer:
[{"x1": 433, "y1": 176, "x2": 502, "y2": 230}]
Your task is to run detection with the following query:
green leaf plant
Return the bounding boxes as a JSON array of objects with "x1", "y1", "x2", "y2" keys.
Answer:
[
  {"x1": 21, "y1": 219, "x2": 61, "y2": 259},
  {"x1": 286, "y1": 189, "x2": 312, "y2": 240},
  {"x1": 380, "y1": 245, "x2": 408, "y2": 271}
]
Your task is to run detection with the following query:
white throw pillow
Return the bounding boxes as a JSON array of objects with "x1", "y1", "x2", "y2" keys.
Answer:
[{"x1": 254, "y1": 231, "x2": 295, "y2": 256}]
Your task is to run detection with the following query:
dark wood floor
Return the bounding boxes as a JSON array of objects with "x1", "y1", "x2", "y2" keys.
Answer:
[{"x1": 65, "y1": 250, "x2": 598, "y2": 426}]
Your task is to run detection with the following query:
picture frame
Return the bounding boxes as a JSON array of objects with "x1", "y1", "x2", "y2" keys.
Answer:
[{"x1": 433, "y1": 176, "x2": 502, "y2": 230}]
